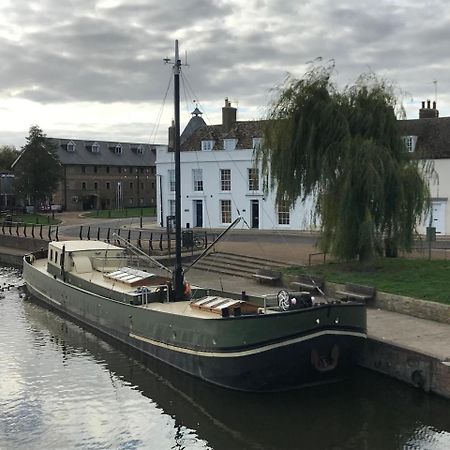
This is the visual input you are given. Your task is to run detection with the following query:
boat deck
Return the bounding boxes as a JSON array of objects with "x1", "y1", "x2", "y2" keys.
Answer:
[{"x1": 30, "y1": 257, "x2": 278, "y2": 319}]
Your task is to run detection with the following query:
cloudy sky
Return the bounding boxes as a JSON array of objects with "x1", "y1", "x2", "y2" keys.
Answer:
[{"x1": 1, "y1": 0, "x2": 449, "y2": 149}]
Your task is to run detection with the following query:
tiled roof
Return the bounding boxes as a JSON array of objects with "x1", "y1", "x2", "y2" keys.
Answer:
[
  {"x1": 181, "y1": 119, "x2": 265, "y2": 151},
  {"x1": 48, "y1": 138, "x2": 160, "y2": 166},
  {"x1": 398, "y1": 117, "x2": 450, "y2": 159}
]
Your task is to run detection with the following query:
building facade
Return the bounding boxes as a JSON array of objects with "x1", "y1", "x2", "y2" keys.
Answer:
[
  {"x1": 156, "y1": 100, "x2": 314, "y2": 230},
  {"x1": 398, "y1": 100, "x2": 450, "y2": 235},
  {"x1": 48, "y1": 138, "x2": 163, "y2": 211}
]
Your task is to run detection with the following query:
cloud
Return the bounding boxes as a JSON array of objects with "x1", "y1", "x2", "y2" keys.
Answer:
[{"x1": 1, "y1": 0, "x2": 450, "y2": 148}]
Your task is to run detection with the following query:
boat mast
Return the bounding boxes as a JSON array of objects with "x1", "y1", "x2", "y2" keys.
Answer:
[{"x1": 173, "y1": 40, "x2": 184, "y2": 299}]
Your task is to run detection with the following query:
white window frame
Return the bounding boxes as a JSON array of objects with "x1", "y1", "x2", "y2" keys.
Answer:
[
  {"x1": 137, "y1": 144, "x2": 144, "y2": 155},
  {"x1": 223, "y1": 138, "x2": 237, "y2": 151},
  {"x1": 220, "y1": 169, "x2": 231, "y2": 191},
  {"x1": 168, "y1": 169, "x2": 175, "y2": 192},
  {"x1": 248, "y1": 167, "x2": 259, "y2": 191},
  {"x1": 192, "y1": 168, "x2": 203, "y2": 192},
  {"x1": 277, "y1": 200, "x2": 290, "y2": 225},
  {"x1": 66, "y1": 141, "x2": 76, "y2": 152},
  {"x1": 220, "y1": 199, "x2": 232, "y2": 224},
  {"x1": 252, "y1": 137, "x2": 263, "y2": 150},
  {"x1": 403, "y1": 136, "x2": 417, "y2": 153},
  {"x1": 91, "y1": 142, "x2": 100, "y2": 153},
  {"x1": 201, "y1": 140, "x2": 215, "y2": 151},
  {"x1": 115, "y1": 143, "x2": 123, "y2": 155}
]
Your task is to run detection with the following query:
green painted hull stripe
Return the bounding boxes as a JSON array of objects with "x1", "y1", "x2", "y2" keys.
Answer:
[{"x1": 129, "y1": 330, "x2": 367, "y2": 358}]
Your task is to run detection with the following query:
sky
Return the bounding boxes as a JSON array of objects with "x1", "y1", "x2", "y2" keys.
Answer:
[{"x1": 1, "y1": 0, "x2": 449, "y2": 149}]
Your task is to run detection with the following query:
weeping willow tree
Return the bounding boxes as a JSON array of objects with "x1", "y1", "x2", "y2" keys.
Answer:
[{"x1": 257, "y1": 65, "x2": 430, "y2": 261}]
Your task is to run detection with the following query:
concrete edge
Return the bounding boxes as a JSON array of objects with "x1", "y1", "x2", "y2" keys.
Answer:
[{"x1": 361, "y1": 337, "x2": 450, "y2": 400}]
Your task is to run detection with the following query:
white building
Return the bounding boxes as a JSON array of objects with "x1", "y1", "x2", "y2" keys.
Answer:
[
  {"x1": 156, "y1": 99, "x2": 314, "y2": 230},
  {"x1": 157, "y1": 98, "x2": 449, "y2": 235},
  {"x1": 399, "y1": 100, "x2": 450, "y2": 235}
]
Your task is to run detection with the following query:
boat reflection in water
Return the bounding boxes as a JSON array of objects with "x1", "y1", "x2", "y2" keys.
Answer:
[{"x1": 17, "y1": 288, "x2": 450, "y2": 450}]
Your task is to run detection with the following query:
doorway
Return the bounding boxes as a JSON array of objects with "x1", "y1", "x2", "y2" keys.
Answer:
[
  {"x1": 251, "y1": 200, "x2": 259, "y2": 228},
  {"x1": 430, "y1": 201, "x2": 446, "y2": 234},
  {"x1": 194, "y1": 200, "x2": 203, "y2": 228}
]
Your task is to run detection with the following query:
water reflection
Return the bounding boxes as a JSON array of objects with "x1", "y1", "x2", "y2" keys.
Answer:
[{"x1": 0, "y1": 267, "x2": 449, "y2": 450}]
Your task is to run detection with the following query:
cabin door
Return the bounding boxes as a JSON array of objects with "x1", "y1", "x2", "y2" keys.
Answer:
[
  {"x1": 194, "y1": 200, "x2": 203, "y2": 228},
  {"x1": 251, "y1": 200, "x2": 259, "y2": 228}
]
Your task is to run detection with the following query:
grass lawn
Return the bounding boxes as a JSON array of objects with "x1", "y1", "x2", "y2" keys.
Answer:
[
  {"x1": 285, "y1": 258, "x2": 450, "y2": 305},
  {"x1": 4, "y1": 214, "x2": 61, "y2": 226},
  {"x1": 84, "y1": 207, "x2": 156, "y2": 219}
]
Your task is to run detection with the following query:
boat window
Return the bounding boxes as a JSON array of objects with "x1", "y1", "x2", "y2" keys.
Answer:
[{"x1": 55, "y1": 252, "x2": 58, "y2": 264}]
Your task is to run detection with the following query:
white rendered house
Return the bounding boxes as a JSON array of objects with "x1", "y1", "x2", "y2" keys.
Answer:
[{"x1": 156, "y1": 100, "x2": 315, "y2": 231}]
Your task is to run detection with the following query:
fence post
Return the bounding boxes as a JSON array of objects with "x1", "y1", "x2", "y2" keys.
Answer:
[
  {"x1": 106, "y1": 228, "x2": 110, "y2": 243},
  {"x1": 48, "y1": 225, "x2": 52, "y2": 240},
  {"x1": 149, "y1": 232, "x2": 153, "y2": 250},
  {"x1": 8, "y1": 225, "x2": 12, "y2": 235},
  {"x1": 55, "y1": 226, "x2": 59, "y2": 241},
  {"x1": 39, "y1": 225, "x2": 43, "y2": 239},
  {"x1": 87, "y1": 226, "x2": 91, "y2": 240},
  {"x1": 31, "y1": 224, "x2": 35, "y2": 238},
  {"x1": 127, "y1": 229, "x2": 131, "y2": 243},
  {"x1": 23, "y1": 224, "x2": 27, "y2": 237},
  {"x1": 140, "y1": 216, "x2": 143, "y2": 228},
  {"x1": 1, "y1": 223, "x2": 4, "y2": 234},
  {"x1": 137, "y1": 231, "x2": 142, "y2": 248},
  {"x1": 97, "y1": 227, "x2": 100, "y2": 241},
  {"x1": 79, "y1": 225, "x2": 83, "y2": 240},
  {"x1": 16, "y1": 223, "x2": 19, "y2": 236},
  {"x1": 159, "y1": 233, "x2": 163, "y2": 251}
]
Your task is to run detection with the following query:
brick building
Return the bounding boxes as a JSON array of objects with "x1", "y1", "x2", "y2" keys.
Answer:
[{"x1": 48, "y1": 138, "x2": 164, "y2": 211}]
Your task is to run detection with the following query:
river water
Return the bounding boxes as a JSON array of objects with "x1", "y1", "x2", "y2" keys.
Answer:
[{"x1": 0, "y1": 267, "x2": 449, "y2": 450}]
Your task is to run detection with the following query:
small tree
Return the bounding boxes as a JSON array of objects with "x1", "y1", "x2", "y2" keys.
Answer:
[
  {"x1": 257, "y1": 66, "x2": 430, "y2": 261},
  {"x1": 14, "y1": 126, "x2": 62, "y2": 210},
  {"x1": 0, "y1": 145, "x2": 19, "y2": 171}
]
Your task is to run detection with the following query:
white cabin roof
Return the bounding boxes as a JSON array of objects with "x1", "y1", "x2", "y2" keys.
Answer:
[{"x1": 50, "y1": 240, "x2": 123, "y2": 252}]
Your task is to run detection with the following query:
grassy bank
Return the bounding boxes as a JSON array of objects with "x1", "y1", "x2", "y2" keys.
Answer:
[
  {"x1": 83, "y1": 207, "x2": 156, "y2": 219},
  {"x1": 2, "y1": 214, "x2": 61, "y2": 226},
  {"x1": 285, "y1": 258, "x2": 450, "y2": 305}
]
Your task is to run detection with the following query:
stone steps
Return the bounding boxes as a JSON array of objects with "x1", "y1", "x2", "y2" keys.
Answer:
[{"x1": 192, "y1": 251, "x2": 290, "y2": 279}]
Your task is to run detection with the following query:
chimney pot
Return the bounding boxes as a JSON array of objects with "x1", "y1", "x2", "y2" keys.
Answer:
[
  {"x1": 427, "y1": 99, "x2": 431, "y2": 109},
  {"x1": 433, "y1": 101, "x2": 436, "y2": 109},
  {"x1": 422, "y1": 101, "x2": 425, "y2": 109}
]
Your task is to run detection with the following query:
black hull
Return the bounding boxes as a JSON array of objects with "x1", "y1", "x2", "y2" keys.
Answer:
[
  {"x1": 23, "y1": 251, "x2": 367, "y2": 393},
  {"x1": 26, "y1": 283, "x2": 364, "y2": 392},
  {"x1": 132, "y1": 331, "x2": 363, "y2": 391}
]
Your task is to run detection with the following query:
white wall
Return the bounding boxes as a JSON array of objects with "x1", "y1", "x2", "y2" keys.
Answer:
[
  {"x1": 420, "y1": 158, "x2": 450, "y2": 235},
  {"x1": 156, "y1": 147, "x2": 316, "y2": 230}
]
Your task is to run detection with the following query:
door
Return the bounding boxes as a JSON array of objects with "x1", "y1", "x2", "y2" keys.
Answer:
[
  {"x1": 430, "y1": 201, "x2": 446, "y2": 234},
  {"x1": 194, "y1": 200, "x2": 203, "y2": 228},
  {"x1": 251, "y1": 200, "x2": 259, "y2": 229}
]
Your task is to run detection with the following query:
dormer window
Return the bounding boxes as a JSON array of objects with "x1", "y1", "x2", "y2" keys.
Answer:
[
  {"x1": 137, "y1": 145, "x2": 144, "y2": 155},
  {"x1": 115, "y1": 144, "x2": 123, "y2": 155},
  {"x1": 91, "y1": 142, "x2": 100, "y2": 153},
  {"x1": 66, "y1": 141, "x2": 76, "y2": 152},
  {"x1": 403, "y1": 136, "x2": 417, "y2": 153},
  {"x1": 223, "y1": 138, "x2": 237, "y2": 151},
  {"x1": 252, "y1": 137, "x2": 263, "y2": 150},
  {"x1": 201, "y1": 140, "x2": 214, "y2": 152}
]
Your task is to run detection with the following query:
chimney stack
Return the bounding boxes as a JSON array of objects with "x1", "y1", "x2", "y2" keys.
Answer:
[
  {"x1": 419, "y1": 99, "x2": 439, "y2": 119},
  {"x1": 222, "y1": 98, "x2": 237, "y2": 134}
]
